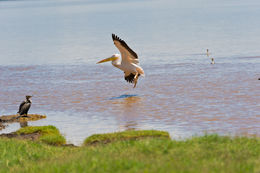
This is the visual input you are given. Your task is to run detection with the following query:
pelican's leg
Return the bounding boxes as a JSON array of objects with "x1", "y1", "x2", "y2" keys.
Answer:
[{"x1": 133, "y1": 73, "x2": 139, "y2": 88}]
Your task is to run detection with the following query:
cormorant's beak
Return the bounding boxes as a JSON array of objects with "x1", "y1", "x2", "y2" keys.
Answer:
[
  {"x1": 97, "y1": 57, "x2": 118, "y2": 64},
  {"x1": 26, "y1": 95, "x2": 32, "y2": 100}
]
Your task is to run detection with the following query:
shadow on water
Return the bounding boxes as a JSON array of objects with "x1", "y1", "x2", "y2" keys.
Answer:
[{"x1": 109, "y1": 94, "x2": 139, "y2": 100}]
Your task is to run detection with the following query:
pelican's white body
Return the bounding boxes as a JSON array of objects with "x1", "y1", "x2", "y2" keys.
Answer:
[{"x1": 111, "y1": 54, "x2": 145, "y2": 77}]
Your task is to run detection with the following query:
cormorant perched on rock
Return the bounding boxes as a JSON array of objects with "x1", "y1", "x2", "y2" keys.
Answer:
[{"x1": 17, "y1": 95, "x2": 32, "y2": 117}]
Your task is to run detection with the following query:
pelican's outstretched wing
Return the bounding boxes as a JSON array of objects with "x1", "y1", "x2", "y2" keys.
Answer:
[{"x1": 112, "y1": 34, "x2": 139, "y2": 64}]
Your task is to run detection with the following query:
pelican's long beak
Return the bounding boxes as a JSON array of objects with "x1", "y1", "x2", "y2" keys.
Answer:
[{"x1": 97, "y1": 57, "x2": 118, "y2": 64}]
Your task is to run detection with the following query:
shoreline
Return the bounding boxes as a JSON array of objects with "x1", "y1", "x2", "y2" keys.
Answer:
[
  {"x1": 1, "y1": 113, "x2": 260, "y2": 146},
  {"x1": 0, "y1": 114, "x2": 46, "y2": 130}
]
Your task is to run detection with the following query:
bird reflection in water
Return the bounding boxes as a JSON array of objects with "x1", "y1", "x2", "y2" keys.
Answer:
[
  {"x1": 111, "y1": 94, "x2": 143, "y2": 131},
  {"x1": 19, "y1": 120, "x2": 28, "y2": 128}
]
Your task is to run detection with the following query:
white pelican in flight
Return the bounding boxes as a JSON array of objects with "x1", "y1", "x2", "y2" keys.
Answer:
[{"x1": 97, "y1": 34, "x2": 145, "y2": 88}]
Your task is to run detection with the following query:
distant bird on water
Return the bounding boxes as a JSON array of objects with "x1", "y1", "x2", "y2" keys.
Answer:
[
  {"x1": 17, "y1": 95, "x2": 32, "y2": 117},
  {"x1": 206, "y1": 49, "x2": 210, "y2": 57},
  {"x1": 206, "y1": 49, "x2": 215, "y2": 64},
  {"x1": 97, "y1": 34, "x2": 145, "y2": 88},
  {"x1": 211, "y1": 58, "x2": 215, "y2": 64}
]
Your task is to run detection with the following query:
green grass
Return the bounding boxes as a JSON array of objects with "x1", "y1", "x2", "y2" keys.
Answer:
[
  {"x1": 84, "y1": 130, "x2": 170, "y2": 145},
  {"x1": 0, "y1": 129, "x2": 260, "y2": 173},
  {"x1": 15, "y1": 125, "x2": 66, "y2": 145},
  {"x1": 0, "y1": 138, "x2": 72, "y2": 173}
]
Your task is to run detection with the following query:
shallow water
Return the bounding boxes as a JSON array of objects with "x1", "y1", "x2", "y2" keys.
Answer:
[{"x1": 0, "y1": 0, "x2": 260, "y2": 145}]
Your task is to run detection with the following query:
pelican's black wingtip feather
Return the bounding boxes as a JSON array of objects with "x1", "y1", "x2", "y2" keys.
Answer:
[
  {"x1": 112, "y1": 33, "x2": 117, "y2": 40},
  {"x1": 125, "y1": 73, "x2": 140, "y2": 83},
  {"x1": 125, "y1": 73, "x2": 135, "y2": 83},
  {"x1": 111, "y1": 33, "x2": 138, "y2": 59},
  {"x1": 112, "y1": 33, "x2": 122, "y2": 42}
]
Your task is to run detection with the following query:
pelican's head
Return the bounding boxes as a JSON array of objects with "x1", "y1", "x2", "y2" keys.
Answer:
[{"x1": 97, "y1": 54, "x2": 120, "y2": 64}]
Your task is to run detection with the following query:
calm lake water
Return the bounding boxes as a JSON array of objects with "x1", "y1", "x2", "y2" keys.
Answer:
[{"x1": 0, "y1": 0, "x2": 260, "y2": 145}]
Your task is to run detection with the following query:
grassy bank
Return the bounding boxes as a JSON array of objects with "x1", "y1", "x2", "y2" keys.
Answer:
[
  {"x1": 0, "y1": 127, "x2": 260, "y2": 173},
  {"x1": 0, "y1": 125, "x2": 66, "y2": 146},
  {"x1": 16, "y1": 125, "x2": 66, "y2": 145},
  {"x1": 84, "y1": 130, "x2": 170, "y2": 145}
]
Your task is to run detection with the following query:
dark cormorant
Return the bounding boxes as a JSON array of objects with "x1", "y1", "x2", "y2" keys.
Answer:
[{"x1": 17, "y1": 95, "x2": 32, "y2": 117}]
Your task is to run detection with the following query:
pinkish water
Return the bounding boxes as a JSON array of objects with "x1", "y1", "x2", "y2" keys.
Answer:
[{"x1": 1, "y1": 60, "x2": 259, "y2": 144}]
